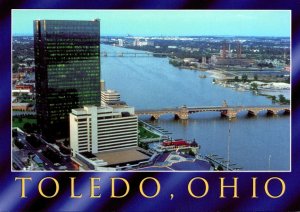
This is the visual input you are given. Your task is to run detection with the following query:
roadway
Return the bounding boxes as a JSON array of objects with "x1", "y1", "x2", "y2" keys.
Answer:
[{"x1": 13, "y1": 131, "x2": 76, "y2": 171}]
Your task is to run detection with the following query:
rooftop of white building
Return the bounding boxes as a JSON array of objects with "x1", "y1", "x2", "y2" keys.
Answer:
[{"x1": 94, "y1": 147, "x2": 150, "y2": 166}]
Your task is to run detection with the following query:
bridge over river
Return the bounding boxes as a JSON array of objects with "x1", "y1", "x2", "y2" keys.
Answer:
[
  {"x1": 101, "y1": 51, "x2": 172, "y2": 57},
  {"x1": 135, "y1": 102, "x2": 290, "y2": 120}
]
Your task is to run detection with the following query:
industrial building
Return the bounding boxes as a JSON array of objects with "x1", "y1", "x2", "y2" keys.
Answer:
[{"x1": 212, "y1": 40, "x2": 254, "y2": 67}]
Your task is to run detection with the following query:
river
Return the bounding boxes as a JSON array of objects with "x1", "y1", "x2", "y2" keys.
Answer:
[{"x1": 101, "y1": 44, "x2": 290, "y2": 171}]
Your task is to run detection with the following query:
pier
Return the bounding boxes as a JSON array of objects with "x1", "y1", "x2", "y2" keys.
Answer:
[{"x1": 205, "y1": 155, "x2": 242, "y2": 171}]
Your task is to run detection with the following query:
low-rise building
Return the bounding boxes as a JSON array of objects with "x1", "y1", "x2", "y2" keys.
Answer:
[
  {"x1": 12, "y1": 89, "x2": 31, "y2": 96},
  {"x1": 156, "y1": 139, "x2": 199, "y2": 154},
  {"x1": 12, "y1": 103, "x2": 33, "y2": 111},
  {"x1": 183, "y1": 58, "x2": 198, "y2": 63},
  {"x1": 15, "y1": 84, "x2": 34, "y2": 92}
]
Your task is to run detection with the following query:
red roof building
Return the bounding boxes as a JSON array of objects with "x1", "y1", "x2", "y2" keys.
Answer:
[
  {"x1": 15, "y1": 84, "x2": 34, "y2": 92},
  {"x1": 162, "y1": 140, "x2": 190, "y2": 147}
]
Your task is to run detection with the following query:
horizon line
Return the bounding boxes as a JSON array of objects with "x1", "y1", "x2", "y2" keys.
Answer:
[{"x1": 12, "y1": 34, "x2": 291, "y2": 38}]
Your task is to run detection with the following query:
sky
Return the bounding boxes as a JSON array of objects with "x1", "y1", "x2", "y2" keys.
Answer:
[{"x1": 12, "y1": 10, "x2": 291, "y2": 37}]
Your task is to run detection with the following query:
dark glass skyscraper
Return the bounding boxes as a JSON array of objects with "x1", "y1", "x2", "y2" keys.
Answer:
[{"x1": 34, "y1": 20, "x2": 101, "y2": 140}]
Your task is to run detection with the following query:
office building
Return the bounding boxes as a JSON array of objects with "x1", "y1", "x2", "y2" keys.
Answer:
[
  {"x1": 34, "y1": 19, "x2": 101, "y2": 140},
  {"x1": 70, "y1": 105, "x2": 138, "y2": 155}
]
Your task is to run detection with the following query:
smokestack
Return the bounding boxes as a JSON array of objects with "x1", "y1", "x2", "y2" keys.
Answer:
[{"x1": 237, "y1": 41, "x2": 242, "y2": 58}]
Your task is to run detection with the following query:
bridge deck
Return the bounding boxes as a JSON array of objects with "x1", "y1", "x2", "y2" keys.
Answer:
[
  {"x1": 135, "y1": 105, "x2": 290, "y2": 120},
  {"x1": 136, "y1": 105, "x2": 290, "y2": 113}
]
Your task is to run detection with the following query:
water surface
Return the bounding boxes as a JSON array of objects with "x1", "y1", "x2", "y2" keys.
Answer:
[{"x1": 101, "y1": 44, "x2": 290, "y2": 171}]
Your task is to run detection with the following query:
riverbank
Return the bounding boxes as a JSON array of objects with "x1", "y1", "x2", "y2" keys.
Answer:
[
  {"x1": 206, "y1": 69, "x2": 227, "y2": 79},
  {"x1": 203, "y1": 68, "x2": 291, "y2": 100}
]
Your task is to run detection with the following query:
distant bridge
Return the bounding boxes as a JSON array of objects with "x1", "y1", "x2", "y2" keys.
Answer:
[
  {"x1": 135, "y1": 102, "x2": 290, "y2": 120},
  {"x1": 100, "y1": 51, "x2": 173, "y2": 57}
]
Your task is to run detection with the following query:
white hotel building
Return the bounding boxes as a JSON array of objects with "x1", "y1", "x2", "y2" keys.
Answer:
[{"x1": 70, "y1": 105, "x2": 138, "y2": 156}]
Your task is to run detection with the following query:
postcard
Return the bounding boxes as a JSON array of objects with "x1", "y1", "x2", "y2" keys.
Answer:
[{"x1": 0, "y1": 3, "x2": 299, "y2": 211}]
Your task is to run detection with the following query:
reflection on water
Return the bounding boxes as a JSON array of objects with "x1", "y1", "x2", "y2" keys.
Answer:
[{"x1": 101, "y1": 45, "x2": 290, "y2": 171}]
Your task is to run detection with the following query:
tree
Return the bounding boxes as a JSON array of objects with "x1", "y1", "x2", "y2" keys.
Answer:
[
  {"x1": 31, "y1": 123, "x2": 38, "y2": 133},
  {"x1": 254, "y1": 74, "x2": 258, "y2": 81},
  {"x1": 23, "y1": 123, "x2": 32, "y2": 133},
  {"x1": 13, "y1": 63, "x2": 19, "y2": 72},
  {"x1": 271, "y1": 96, "x2": 277, "y2": 102},
  {"x1": 12, "y1": 129, "x2": 18, "y2": 138},
  {"x1": 188, "y1": 150, "x2": 195, "y2": 156},
  {"x1": 234, "y1": 76, "x2": 239, "y2": 81},
  {"x1": 250, "y1": 83, "x2": 258, "y2": 91},
  {"x1": 143, "y1": 143, "x2": 149, "y2": 150},
  {"x1": 26, "y1": 60, "x2": 32, "y2": 67},
  {"x1": 241, "y1": 74, "x2": 248, "y2": 82},
  {"x1": 217, "y1": 165, "x2": 224, "y2": 171},
  {"x1": 18, "y1": 116, "x2": 23, "y2": 122},
  {"x1": 268, "y1": 63, "x2": 274, "y2": 68},
  {"x1": 278, "y1": 94, "x2": 286, "y2": 103}
]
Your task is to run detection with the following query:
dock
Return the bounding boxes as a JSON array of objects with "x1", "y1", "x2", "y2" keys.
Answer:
[{"x1": 205, "y1": 154, "x2": 242, "y2": 171}]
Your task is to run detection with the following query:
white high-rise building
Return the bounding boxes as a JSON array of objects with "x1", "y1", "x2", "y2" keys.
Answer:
[{"x1": 70, "y1": 105, "x2": 138, "y2": 156}]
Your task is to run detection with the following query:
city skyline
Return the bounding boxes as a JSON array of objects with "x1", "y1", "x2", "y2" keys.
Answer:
[{"x1": 12, "y1": 10, "x2": 291, "y2": 37}]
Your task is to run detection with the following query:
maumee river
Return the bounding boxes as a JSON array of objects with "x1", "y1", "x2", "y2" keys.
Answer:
[{"x1": 101, "y1": 44, "x2": 290, "y2": 171}]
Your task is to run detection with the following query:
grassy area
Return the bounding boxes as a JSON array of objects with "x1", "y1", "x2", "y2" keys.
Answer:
[
  {"x1": 138, "y1": 126, "x2": 160, "y2": 139},
  {"x1": 20, "y1": 99, "x2": 35, "y2": 104},
  {"x1": 13, "y1": 117, "x2": 37, "y2": 129},
  {"x1": 259, "y1": 94, "x2": 290, "y2": 104}
]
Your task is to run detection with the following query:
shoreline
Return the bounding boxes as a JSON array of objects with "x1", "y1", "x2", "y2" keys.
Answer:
[
  {"x1": 205, "y1": 70, "x2": 290, "y2": 100},
  {"x1": 104, "y1": 44, "x2": 291, "y2": 101},
  {"x1": 206, "y1": 69, "x2": 227, "y2": 79}
]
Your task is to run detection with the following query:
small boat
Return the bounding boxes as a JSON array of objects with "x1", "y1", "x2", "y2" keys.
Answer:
[{"x1": 199, "y1": 74, "x2": 207, "y2": 78}]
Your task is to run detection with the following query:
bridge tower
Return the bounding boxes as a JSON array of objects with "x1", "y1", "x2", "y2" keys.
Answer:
[
  {"x1": 223, "y1": 110, "x2": 237, "y2": 120},
  {"x1": 284, "y1": 109, "x2": 290, "y2": 114},
  {"x1": 151, "y1": 113, "x2": 160, "y2": 120},
  {"x1": 247, "y1": 109, "x2": 258, "y2": 116},
  {"x1": 175, "y1": 107, "x2": 189, "y2": 120}
]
